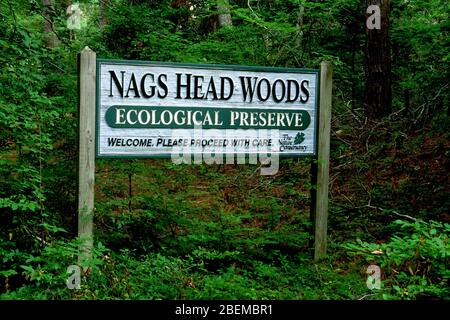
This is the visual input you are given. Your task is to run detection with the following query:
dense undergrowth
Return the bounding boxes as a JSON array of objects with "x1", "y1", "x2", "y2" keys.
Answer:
[{"x1": 0, "y1": 0, "x2": 449, "y2": 300}]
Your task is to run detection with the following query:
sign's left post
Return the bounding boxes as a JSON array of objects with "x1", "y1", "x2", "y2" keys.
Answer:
[{"x1": 78, "y1": 47, "x2": 96, "y2": 266}]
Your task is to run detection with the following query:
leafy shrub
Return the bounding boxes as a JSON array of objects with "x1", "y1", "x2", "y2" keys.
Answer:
[
  {"x1": 344, "y1": 219, "x2": 449, "y2": 299},
  {"x1": 0, "y1": 239, "x2": 110, "y2": 299}
]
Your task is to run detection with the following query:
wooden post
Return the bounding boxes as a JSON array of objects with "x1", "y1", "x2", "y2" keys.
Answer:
[
  {"x1": 314, "y1": 61, "x2": 333, "y2": 261},
  {"x1": 78, "y1": 47, "x2": 96, "y2": 266}
]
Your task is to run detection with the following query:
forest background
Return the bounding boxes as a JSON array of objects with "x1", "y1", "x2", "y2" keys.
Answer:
[{"x1": 0, "y1": 0, "x2": 448, "y2": 300}]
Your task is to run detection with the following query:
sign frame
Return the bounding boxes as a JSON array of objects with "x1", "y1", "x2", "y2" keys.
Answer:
[
  {"x1": 95, "y1": 58, "x2": 321, "y2": 159},
  {"x1": 79, "y1": 47, "x2": 332, "y2": 263}
]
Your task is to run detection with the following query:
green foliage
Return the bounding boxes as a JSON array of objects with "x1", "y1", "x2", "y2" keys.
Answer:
[
  {"x1": 344, "y1": 219, "x2": 449, "y2": 299},
  {"x1": 0, "y1": 0, "x2": 80, "y2": 291},
  {"x1": 1, "y1": 239, "x2": 108, "y2": 299},
  {"x1": 391, "y1": 0, "x2": 450, "y2": 125},
  {"x1": 0, "y1": 0, "x2": 448, "y2": 301}
]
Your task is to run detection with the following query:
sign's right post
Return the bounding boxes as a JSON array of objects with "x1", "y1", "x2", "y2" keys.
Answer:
[{"x1": 314, "y1": 61, "x2": 333, "y2": 261}]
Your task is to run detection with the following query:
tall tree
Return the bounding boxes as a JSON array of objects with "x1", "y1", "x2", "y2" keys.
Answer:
[
  {"x1": 99, "y1": 0, "x2": 109, "y2": 28},
  {"x1": 42, "y1": 0, "x2": 59, "y2": 48},
  {"x1": 217, "y1": 0, "x2": 232, "y2": 28},
  {"x1": 364, "y1": 0, "x2": 391, "y2": 118}
]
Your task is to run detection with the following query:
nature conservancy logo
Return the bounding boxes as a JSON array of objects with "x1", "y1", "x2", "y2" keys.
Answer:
[
  {"x1": 294, "y1": 132, "x2": 305, "y2": 145},
  {"x1": 279, "y1": 132, "x2": 307, "y2": 152}
]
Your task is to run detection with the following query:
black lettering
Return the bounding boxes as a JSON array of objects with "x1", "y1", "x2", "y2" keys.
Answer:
[
  {"x1": 108, "y1": 137, "x2": 117, "y2": 146},
  {"x1": 109, "y1": 70, "x2": 125, "y2": 97},
  {"x1": 176, "y1": 73, "x2": 192, "y2": 99},
  {"x1": 125, "y1": 73, "x2": 140, "y2": 98},
  {"x1": 287, "y1": 79, "x2": 299, "y2": 102},
  {"x1": 140, "y1": 73, "x2": 155, "y2": 98},
  {"x1": 257, "y1": 78, "x2": 270, "y2": 101},
  {"x1": 193, "y1": 75, "x2": 204, "y2": 99},
  {"x1": 272, "y1": 79, "x2": 286, "y2": 102},
  {"x1": 158, "y1": 74, "x2": 168, "y2": 98},
  {"x1": 300, "y1": 80, "x2": 310, "y2": 103},
  {"x1": 240, "y1": 76, "x2": 257, "y2": 102},
  {"x1": 220, "y1": 77, "x2": 234, "y2": 100},
  {"x1": 205, "y1": 77, "x2": 218, "y2": 100}
]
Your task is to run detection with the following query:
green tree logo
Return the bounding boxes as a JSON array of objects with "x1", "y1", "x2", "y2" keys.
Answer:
[{"x1": 294, "y1": 132, "x2": 305, "y2": 145}]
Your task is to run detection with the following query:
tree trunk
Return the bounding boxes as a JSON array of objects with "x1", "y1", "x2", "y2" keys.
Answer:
[
  {"x1": 99, "y1": 0, "x2": 108, "y2": 28},
  {"x1": 364, "y1": 0, "x2": 391, "y2": 118},
  {"x1": 217, "y1": 0, "x2": 232, "y2": 28},
  {"x1": 42, "y1": 0, "x2": 59, "y2": 48}
]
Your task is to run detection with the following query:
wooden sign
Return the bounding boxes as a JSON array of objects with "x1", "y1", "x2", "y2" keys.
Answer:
[
  {"x1": 96, "y1": 60, "x2": 319, "y2": 158},
  {"x1": 78, "y1": 47, "x2": 332, "y2": 262}
]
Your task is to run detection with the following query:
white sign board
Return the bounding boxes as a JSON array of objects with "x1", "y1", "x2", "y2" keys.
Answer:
[{"x1": 96, "y1": 60, "x2": 319, "y2": 158}]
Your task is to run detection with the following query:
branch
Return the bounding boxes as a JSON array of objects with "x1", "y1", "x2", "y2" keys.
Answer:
[
  {"x1": 413, "y1": 83, "x2": 449, "y2": 124},
  {"x1": 45, "y1": 59, "x2": 67, "y2": 73},
  {"x1": 358, "y1": 204, "x2": 418, "y2": 222},
  {"x1": 247, "y1": 0, "x2": 271, "y2": 35},
  {"x1": 358, "y1": 293, "x2": 382, "y2": 300},
  {"x1": 6, "y1": 0, "x2": 18, "y2": 35}
]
